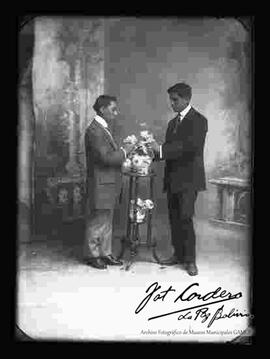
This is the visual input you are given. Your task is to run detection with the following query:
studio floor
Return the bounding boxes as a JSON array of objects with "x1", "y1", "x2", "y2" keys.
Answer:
[{"x1": 17, "y1": 217, "x2": 252, "y2": 343}]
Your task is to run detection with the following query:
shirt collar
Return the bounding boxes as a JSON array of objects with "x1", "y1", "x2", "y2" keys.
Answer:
[
  {"x1": 94, "y1": 114, "x2": 108, "y2": 128},
  {"x1": 179, "y1": 104, "x2": 192, "y2": 119}
]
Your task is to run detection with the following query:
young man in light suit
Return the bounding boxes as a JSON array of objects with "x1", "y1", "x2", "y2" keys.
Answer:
[{"x1": 84, "y1": 95, "x2": 133, "y2": 269}]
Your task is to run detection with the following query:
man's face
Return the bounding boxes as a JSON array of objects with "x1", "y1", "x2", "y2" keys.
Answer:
[
  {"x1": 169, "y1": 92, "x2": 189, "y2": 113},
  {"x1": 100, "y1": 101, "x2": 119, "y2": 122}
]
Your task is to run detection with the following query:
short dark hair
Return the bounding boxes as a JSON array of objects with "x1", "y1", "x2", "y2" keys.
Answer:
[
  {"x1": 93, "y1": 95, "x2": 117, "y2": 113},
  {"x1": 167, "y1": 83, "x2": 192, "y2": 100}
]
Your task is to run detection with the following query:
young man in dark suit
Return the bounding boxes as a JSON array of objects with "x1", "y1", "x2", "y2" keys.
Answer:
[
  {"x1": 84, "y1": 95, "x2": 134, "y2": 269},
  {"x1": 150, "y1": 83, "x2": 208, "y2": 276}
]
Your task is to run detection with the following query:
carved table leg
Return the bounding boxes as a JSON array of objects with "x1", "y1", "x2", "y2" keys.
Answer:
[
  {"x1": 124, "y1": 223, "x2": 138, "y2": 271},
  {"x1": 148, "y1": 176, "x2": 162, "y2": 264}
]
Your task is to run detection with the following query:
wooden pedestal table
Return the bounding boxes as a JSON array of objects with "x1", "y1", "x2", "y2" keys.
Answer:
[{"x1": 118, "y1": 171, "x2": 162, "y2": 271}]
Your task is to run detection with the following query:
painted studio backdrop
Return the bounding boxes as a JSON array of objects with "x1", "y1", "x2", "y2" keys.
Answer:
[{"x1": 18, "y1": 17, "x2": 252, "y2": 248}]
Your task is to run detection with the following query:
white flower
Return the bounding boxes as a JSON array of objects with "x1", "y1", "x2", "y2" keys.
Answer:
[
  {"x1": 140, "y1": 130, "x2": 154, "y2": 143},
  {"x1": 123, "y1": 134, "x2": 137, "y2": 145},
  {"x1": 136, "y1": 198, "x2": 144, "y2": 207},
  {"x1": 132, "y1": 154, "x2": 143, "y2": 166},
  {"x1": 140, "y1": 130, "x2": 149, "y2": 138},
  {"x1": 122, "y1": 158, "x2": 132, "y2": 170},
  {"x1": 144, "y1": 199, "x2": 154, "y2": 209},
  {"x1": 136, "y1": 209, "x2": 146, "y2": 222}
]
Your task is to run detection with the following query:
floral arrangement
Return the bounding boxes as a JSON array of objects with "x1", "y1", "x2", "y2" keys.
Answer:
[
  {"x1": 129, "y1": 198, "x2": 154, "y2": 223},
  {"x1": 122, "y1": 130, "x2": 155, "y2": 175}
]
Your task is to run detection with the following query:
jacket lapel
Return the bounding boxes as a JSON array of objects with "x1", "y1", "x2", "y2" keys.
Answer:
[
  {"x1": 92, "y1": 120, "x2": 118, "y2": 150},
  {"x1": 180, "y1": 107, "x2": 195, "y2": 126},
  {"x1": 174, "y1": 107, "x2": 195, "y2": 135}
]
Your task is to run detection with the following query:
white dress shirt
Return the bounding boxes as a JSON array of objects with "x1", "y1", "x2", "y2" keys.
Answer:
[
  {"x1": 94, "y1": 115, "x2": 126, "y2": 158},
  {"x1": 160, "y1": 104, "x2": 192, "y2": 159},
  {"x1": 178, "y1": 103, "x2": 192, "y2": 120}
]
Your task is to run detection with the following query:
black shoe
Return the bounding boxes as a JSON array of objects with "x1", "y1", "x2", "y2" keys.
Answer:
[
  {"x1": 85, "y1": 258, "x2": 107, "y2": 269},
  {"x1": 103, "y1": 255, "x2": 123, "y2": 266},
  {"x1": 186, "y1": 263, "x2": 198, "y2": 276}
]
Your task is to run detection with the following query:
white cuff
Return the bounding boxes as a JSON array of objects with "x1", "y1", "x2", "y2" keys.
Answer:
[{"x1": 160, "y1": 145, "x2": 162, "y2": 159}]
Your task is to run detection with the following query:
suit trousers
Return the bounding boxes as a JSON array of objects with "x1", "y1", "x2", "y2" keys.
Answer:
[
  {"x1": 167, "y1": 189, "x2": 198, "y2": 263},
  {"x1": 84, "y1": 202, "x2": 114, "y2": 259}
]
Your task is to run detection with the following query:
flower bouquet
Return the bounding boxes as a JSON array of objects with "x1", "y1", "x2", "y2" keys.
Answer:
[
  {"x1": 122, "y1": 130, "x2": 155, "y2": 176},
  {"x1": 129, "y1": 198, "x2": 154, "y2": 223}
]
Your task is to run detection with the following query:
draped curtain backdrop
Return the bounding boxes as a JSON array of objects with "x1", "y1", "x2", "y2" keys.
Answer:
[{"x1": 17, "y1": 17, "x2": 252, "y2": 241}]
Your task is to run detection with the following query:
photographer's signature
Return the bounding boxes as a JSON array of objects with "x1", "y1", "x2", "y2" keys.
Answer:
[{"x1": 135, "y1": 282, "x2": 253, "y2": 328}]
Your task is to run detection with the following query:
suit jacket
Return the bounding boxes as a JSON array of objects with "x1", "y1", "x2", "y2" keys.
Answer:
[
  {"x1": 84, "y1": 119, "x2": 125, "y2": 209},
  {"x1": 162, "y1": 107, "x2": 208, "y2": 193}
]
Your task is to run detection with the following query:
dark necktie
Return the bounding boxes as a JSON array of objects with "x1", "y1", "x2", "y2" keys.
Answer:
[{"x1": 173, "y1": 113, "x2": 182, "y2": 133}]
